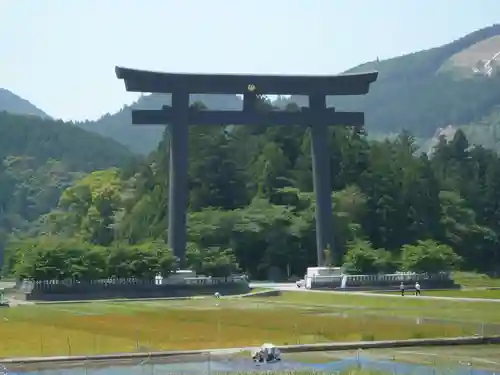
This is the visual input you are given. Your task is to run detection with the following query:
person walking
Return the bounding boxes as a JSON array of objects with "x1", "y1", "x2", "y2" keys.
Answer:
[
  {"x1": 400, "y1": 282, "x2": 405, "y2": 296},
  {"x1": 415, "y1": 282, "x2": 421, "y2": 296}
]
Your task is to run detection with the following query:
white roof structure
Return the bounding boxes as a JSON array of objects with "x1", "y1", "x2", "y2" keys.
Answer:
[{"x1": 262, "y1": 343, "x2": 276, "y2": 349}]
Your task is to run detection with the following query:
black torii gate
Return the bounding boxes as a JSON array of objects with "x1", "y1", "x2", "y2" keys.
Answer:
[{"x1": 116, "y1": 67, "x2": 378, "y2": 268}]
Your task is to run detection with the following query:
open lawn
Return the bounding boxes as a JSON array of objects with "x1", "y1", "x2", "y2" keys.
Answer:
[{"x1": 0, "y1": 296, "x2": 480, "y2": 358}]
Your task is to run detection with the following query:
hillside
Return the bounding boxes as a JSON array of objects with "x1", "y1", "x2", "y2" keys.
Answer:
[
  {"x1": 290, "y1": 25, "x2": 500, "y2": 138},
  {"x1": 0, "y1": 112, "x2": 137, "y2": 239},
  {"x1": 0, "y1": 89, "x2": 49, "y2": 118},
  {"x1": 79, "y1": 93, "x2": 243, "y2": 154},
  {"x1": 3, "y1": 25, "x2": 500, "y2": 155},
  {"x1": 70, "y1": 25, "x2": 500, "y2": 154},
  {"x1": 0, "y1": 112, "x2": 135, "y2": 171}
]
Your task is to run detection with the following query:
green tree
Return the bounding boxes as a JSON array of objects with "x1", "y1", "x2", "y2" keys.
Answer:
[
  {"x1": 400, "y1": 240, "x2": 462, "y2": 273},
  {"x1": 343, "y1": 240, "x2": 395, "y2": 275},
  {"x1": 187, "y1": 244, "x2": 239, "y2": 277}
]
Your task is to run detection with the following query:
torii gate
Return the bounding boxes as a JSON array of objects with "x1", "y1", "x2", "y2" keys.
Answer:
[{"x1": 116, "y1": 67, "x2": 378, "y2": 267}]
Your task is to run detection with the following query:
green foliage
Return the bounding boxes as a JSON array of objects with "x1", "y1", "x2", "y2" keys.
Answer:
[
  {"x1": 8, "y1": 236, "x2": 177, "y2": 280},
  {"x1": 80, "y1": 94, "x2": 243, "y2": 154},
  {"x1": 400, "y1": 240, "x2": 462, "y2": 273},
  {"x1": 0, "y1": 112, "x2": 134, "y2": 172},
  {"x1": 187, "y1": 244, "x2": 239, "y2": 277},
  {"x1": 343, "y1": 240, "x2": 395, "y2": 275},
  {"x1": 58, "y1": 169, "x2": 123, "y2": 245},
  {"x1": 7, "y1": 122, "x2": 500, "y2": 280},
  {"x1": 0, "y1": 112, "x2": 138, "y2": 246}
]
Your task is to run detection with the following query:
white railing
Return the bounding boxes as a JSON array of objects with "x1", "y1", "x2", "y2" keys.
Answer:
[{"x1": 307, "y1": 271, "x2": 452, "y2": 288}]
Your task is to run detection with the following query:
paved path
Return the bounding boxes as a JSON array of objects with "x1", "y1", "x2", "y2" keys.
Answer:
[
  {"x1": 0, "y1": 281, "x2": 15, "y2": 289},
  {"x1": 250, "y1": 282, "x2": 500, "y2": 303}
]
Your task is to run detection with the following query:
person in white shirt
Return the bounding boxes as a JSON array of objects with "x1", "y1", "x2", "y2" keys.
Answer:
[
  {"x1": 415, "y1": 282, "x2": 421, "y2": 296},
  {"x1": 399, "y1": 282, "x2": 405, "y2": 296}
]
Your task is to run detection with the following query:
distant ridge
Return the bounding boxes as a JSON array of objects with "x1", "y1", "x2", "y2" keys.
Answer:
[
  {"x1": 0, "y1": 88, "x2": 50, "y2": 118},
  {"x1": 4, "y1": 25, "x2": 500, "y2": 154}
]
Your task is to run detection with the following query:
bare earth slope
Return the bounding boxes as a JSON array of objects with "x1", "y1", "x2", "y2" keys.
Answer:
[{"x1": 440, "y1": 35, "x2": 500, "y2": 77}]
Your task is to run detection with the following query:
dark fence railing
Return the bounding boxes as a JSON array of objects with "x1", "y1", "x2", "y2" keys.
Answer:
[
  {"x1": 14, "y1": 275, "x2": 250, "y2": 301},
  {"x1": 20, "y1": 275, "x2": 248, "y2": 293}
]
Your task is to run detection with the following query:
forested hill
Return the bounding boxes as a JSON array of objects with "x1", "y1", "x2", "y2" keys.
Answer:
[
  {"x1": 0, "y1": 112, "x2": 135, "y2": 171},
  {"x1": 3, "y1": 25, "x2": 500, "y2": 155},
  {"x1": 0, "y1": 89, "x2": 49, "y2": 119},
  {"x1": 0, "y1": 112, "x2": 137, "y2": 239},
  {"x1": 78, "y1": 93, "x2": 243, "y2": 154},
  {"x1": 75, "y1": 24, "x2": 500, "y2": 154},
  {"x1": 291, "y1": 24, "x2": 500, "y2": 138}
]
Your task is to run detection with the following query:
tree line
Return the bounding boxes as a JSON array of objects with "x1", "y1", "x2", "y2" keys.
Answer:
[
  {"x1": 0, "y1": 112, "x2": 137, "y2": 272},
  {"x1": 4, "y1": 101, "x2": 500, "y2": 280}
]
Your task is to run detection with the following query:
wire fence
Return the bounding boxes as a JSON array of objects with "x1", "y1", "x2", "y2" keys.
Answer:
[{"x1": 3, "y1": 351, "x2": 500, "y2": 375}]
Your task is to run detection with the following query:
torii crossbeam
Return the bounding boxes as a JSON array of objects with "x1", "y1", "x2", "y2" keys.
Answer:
[{"x1": 116, "y1": 67, "x2": 378, "y2": 268}]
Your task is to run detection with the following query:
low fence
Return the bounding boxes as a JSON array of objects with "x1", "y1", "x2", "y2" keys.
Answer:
[
  {"x1": 309, "y1": 272, "x2": 456, "y2": 290},
  {"x1": 16, "y1": 276, "x2": 250, "y2": 301}
]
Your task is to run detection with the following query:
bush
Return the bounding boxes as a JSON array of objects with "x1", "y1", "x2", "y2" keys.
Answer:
[
  {"x1": 343, "y1": 240, "x2": 396, "y2": 275},
  {"x1": 400, "y1": 239, "x2": 462, "y2": 273},
  {"x1": 9, "y1": 235, "x2": 177, "y2": 280}
]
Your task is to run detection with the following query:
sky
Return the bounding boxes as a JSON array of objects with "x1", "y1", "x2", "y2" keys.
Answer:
[{"x1": 1, "y1": 0, "x2": 499, "y2": 122}]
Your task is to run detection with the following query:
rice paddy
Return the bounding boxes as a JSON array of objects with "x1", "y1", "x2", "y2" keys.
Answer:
[
  {"x1": 268, "y1": 291, "x2": 500, "y2": 324},
  {"x1": 0, "y1": 296, "x2": 480, "y2": 358},
  {"x1": 372, "y1": 289, "x2": 500, "y2": 299}
]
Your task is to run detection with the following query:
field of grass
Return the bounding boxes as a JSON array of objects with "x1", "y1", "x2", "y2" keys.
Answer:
[
  {"x1": 0, "y1": 296, "x2": 477, "y2": 358},
  {"x1": 374, "y1": 289, "x2": 500, "y2": 299},
  {"x1": 266, "y1": 291, "x2": 500, "y2": 325},
  {"x1": 453, "y1": 271, "x2": 500, "y2": 288}
]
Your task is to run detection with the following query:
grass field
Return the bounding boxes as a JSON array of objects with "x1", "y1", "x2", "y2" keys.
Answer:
[
  {"x1": 0, "y1": 294, "x2": 484, "y2": 358},
  {"x1": 374, "y1": 289, "x2": 500, "y2": 299},
  {"x1": 268, "y1": 291, "x2": 500, "y2": 324},
  {"x1": 453, "y1": 272, "x2": 500, "y2": 288}
]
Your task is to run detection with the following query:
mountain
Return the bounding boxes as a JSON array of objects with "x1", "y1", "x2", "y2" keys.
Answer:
[
  {"x1": 78, "y1": 93, "x2": 243, "y2": 154},
  {"x1": 289, "y1": 24, "x2": 500, "y2": 138},
  {"x1": 79, "y1": 25, "x2": 500, "y2": 154},
  {"x1": 0, "y1": 89, "x2": 50, "y2": 118},
  {"x1": 4, "y1": 25, "x2": 500, "y2": 155}
]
